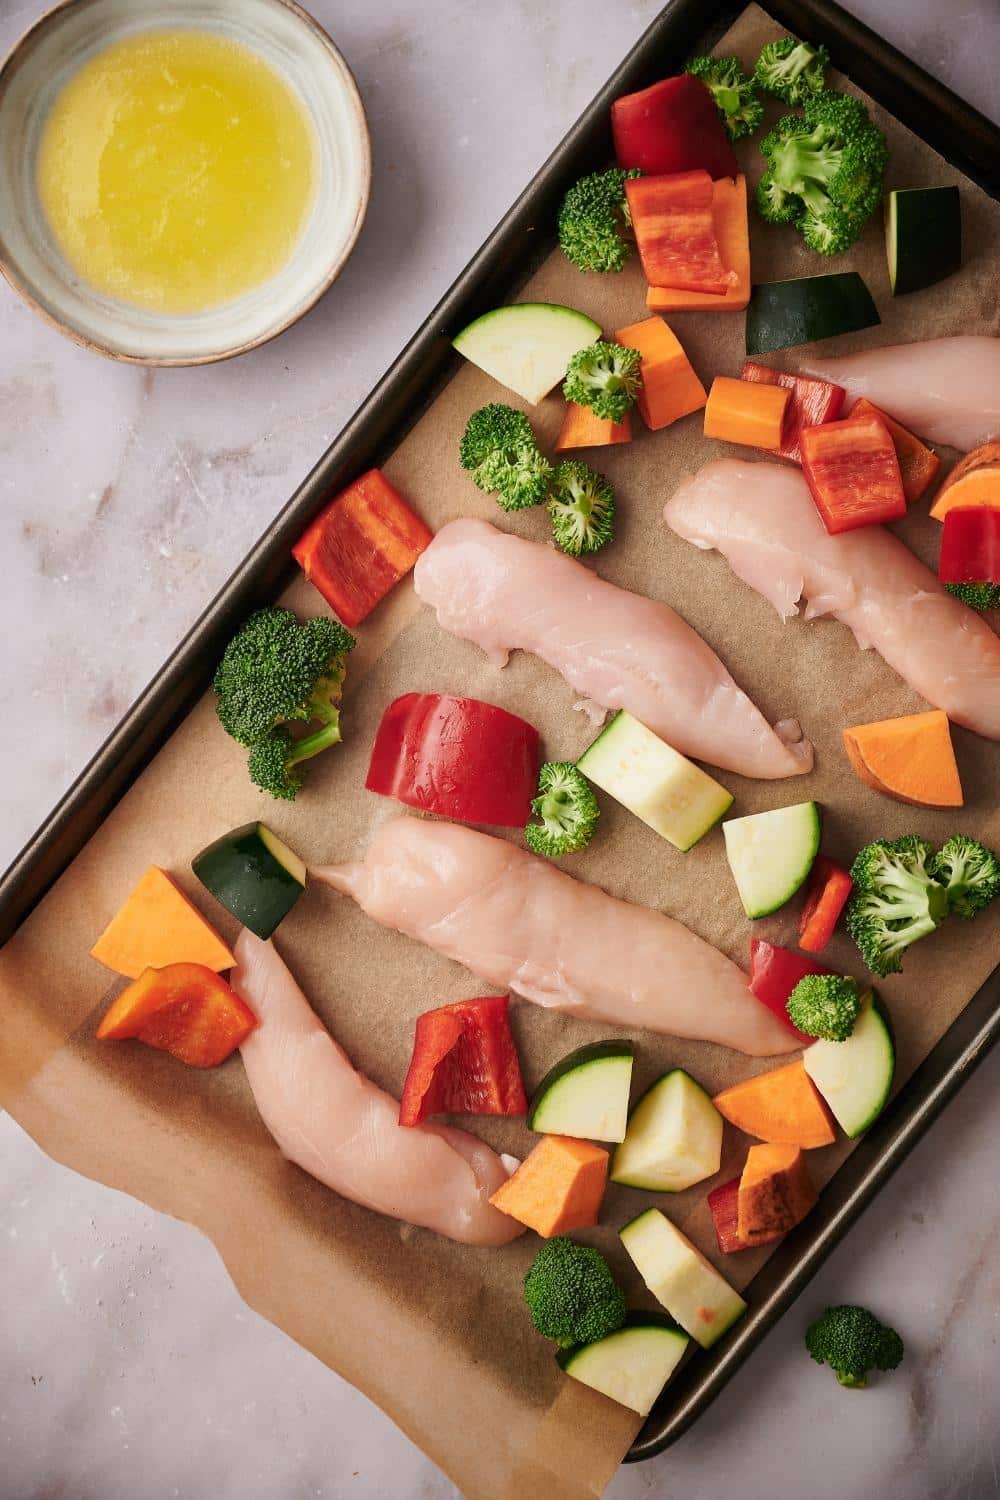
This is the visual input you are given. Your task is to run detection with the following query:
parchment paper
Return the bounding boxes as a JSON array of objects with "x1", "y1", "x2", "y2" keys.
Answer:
[{"x1": 2, "y1": 9, "x2": 998, "y2": 1496}]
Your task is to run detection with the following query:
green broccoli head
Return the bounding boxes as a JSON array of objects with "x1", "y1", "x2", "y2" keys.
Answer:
[
  {"x1": 563, "y1": 341, "x2": 642, "y2": 424},
  {"x1": 787, "y1": 974, "x2": 862, "y2": 1041},
  {"x1": 525, "y1": 762, "x2": 600, "y2": 858},
  {"x1": 754, "y1": 36, "x2": 829, "y2": 105},
  {"x1": 806, "y1": 1305, "x2": 904, "y2": 1388},
  {"x1": 798, "y1": 202, "x2": 859, "y2": 256},
  {"x1": 930, "y1": 835, "x2": 1000, "y2": 920},
  {"x1": 458, "y1": 403, "x2": 552, "y2": 511},
  {"x1": 547, "y1": 460, "x2": 615, "y2": 557},
  {"x1": 846, "y1": 836, "x2": 949, "y2": 976},
  {"x1": 757, "y1": 94, "x2": 887, "y2": 253},
  {"x1": 945, "y1": 581, "x2": 1000, "y2": 612},
  {"x1": 523, "y1": 1238, "x2": 626, "y2": 1348},
  {"x1": 686, "y1": 55, "x2": 763, "y2": 140},
  {"x1": 557, "y1": 168, "x2": 641, "y2": 273}
]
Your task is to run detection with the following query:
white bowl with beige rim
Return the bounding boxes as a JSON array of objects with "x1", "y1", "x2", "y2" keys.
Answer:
[{"x1": 0, "y1": 0, "x2": 371, "y2": 364}]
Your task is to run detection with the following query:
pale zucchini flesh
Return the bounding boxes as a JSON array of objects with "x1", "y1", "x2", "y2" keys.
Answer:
[
  {"x1": 452, "y1": 303, "x2": 601, "y2": 405},
  {"x1": 558, "y1": 1315, "x2": 689, "y2": 1416},
  {"x1": 529, "y1": 1041, "x2": 634, "y2": 1143},
  {"x1": 620, "y1": 1208, "x2": 746, "y2": 1349},
  {"x1": 611, "y1": 1069, "x2": 723, "y2": 1191},
  {"x1": 803, "y1": 991, "x2": 895, "y2": 1137},
  {"x1": 722, "y1": 801, "x2": 821, "y2": 918}
]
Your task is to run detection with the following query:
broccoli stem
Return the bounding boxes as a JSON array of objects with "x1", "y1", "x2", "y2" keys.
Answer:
[
  {"x1": 287, "y1": 710, "x2": 342, "y2": 765},
  {"x1": 836, "y1": 1371, "x2": 867, "y2": 1389}
]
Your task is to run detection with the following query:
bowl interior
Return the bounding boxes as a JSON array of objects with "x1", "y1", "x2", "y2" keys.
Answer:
[{"x1": 0, "y1": 0, "x2": 370, "y2": 363}]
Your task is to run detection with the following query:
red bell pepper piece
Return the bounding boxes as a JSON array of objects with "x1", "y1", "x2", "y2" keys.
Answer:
[
  {"x1": 624, "y1": 171, "x2": 734, "y2": 294},
  {"x1": 399, "y1": 995, "x2": 527, "y2": 1126},
  {"x1": 611, "y1": 74, "x2": 738, "y2": 181},
  {"x1": 740, "y1": 361, "x2": 846, "y2": 465},
  {"x1": 748, "y1": 939, "x2": 835, "y2": 1044},
  {"x1": 939, "y1": 507, "x2": 1000, "y2": 585},
  {"x1": 798, "y1": 855, "x2": 854, "y2": 955},
  {"x1": 293, "y1": 469, "x2": 433, "y2": 628},
  {"x1": 707, "y1": 1177, "x2": 785, "y2": 1255},
  {"x1": 96, "y1": 963, "x2": 256, "y2": 1068},
  {"x1": 366, "y1": 692, "x2": 540, "y2": 828},
  {"x1": 800, "y1": 412, "x2": 907, "y2": 535}
]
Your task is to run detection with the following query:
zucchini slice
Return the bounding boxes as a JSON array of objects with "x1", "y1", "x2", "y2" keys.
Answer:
[
  {"x1": 886, "y1": 186, "x2": 961, "y2": 296},
  {"x1": 803, "y1": 990, "x2": 895, "y2": 1137},
  {"x1": 722, "y1": 802, "x2": 821, "y2": 918},
  {"x1": 193, "y1": 823, "x2": 306, "y2": 939},
  {"x1": 529, "y1": 1040, "x2": 634, "y2": 1143},
  {"x1": 611, "y1": 1069, "x2": 722, "y2": 1192},
  {"x1": 557, "y1": 1312, "x2": 689, "y2": 1416},
  {"x1": 746, "y1": 273, "x2": 879, "y2": 354}
]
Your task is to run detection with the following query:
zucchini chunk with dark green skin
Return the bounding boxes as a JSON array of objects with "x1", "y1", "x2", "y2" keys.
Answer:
[
  {"x1": 746, "y1": 272, "x2": 879, "y2": 354},
  {"x1": 193, "y1": 823, "x2": 306, "y2": 940},
  {"x1": 885, "y1": 186, "x2": 961, "y2": 295}
]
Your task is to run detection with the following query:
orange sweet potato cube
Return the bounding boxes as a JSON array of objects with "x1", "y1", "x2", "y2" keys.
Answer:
[{"x1": 489, "y1": 1135, "x2": 609, "y2": 1237}]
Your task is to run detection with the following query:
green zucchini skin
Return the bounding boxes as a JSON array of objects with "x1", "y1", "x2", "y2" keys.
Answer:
[
  {"x1": 746, "y1": 273, "x2": 880, "y2": 354},
  {"x1": 193, "y1": 823, "x2": 305, "y2": 940},
  {"x1": 886, "y1": 186, "x2": 961, "y2": 295}
]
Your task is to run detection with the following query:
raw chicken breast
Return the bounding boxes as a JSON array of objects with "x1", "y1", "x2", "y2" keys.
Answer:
[
  {"x1": 233, "y1": 929, "x2": 522, "y2": 1246},
  {"x1": 798, "y1": 337, "x2": 1000, "y2": 450},
  {"x1": 313, "y1": 818, "x2": 797, "y2": 1058},
  {"x1": 665, "y1": 460, "x2": 1000, "y2": 740},
  {"x1": 413, "y1": 518, "x2": 811, "y2": 780}
]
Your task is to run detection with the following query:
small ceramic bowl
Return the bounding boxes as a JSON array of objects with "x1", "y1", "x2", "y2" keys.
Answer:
[{"x1": 0, "y1": 0, "x2": 371, "y2": 364}]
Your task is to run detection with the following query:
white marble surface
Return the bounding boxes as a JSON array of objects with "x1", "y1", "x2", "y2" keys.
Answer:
[{"x1": 2, "y1": 1, "x2": 998, "y2": 1496}]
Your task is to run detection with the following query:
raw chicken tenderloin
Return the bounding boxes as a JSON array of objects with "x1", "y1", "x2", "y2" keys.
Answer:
[
  {"x1": 413, "y1": 518, "x2": 811, "y2": 779},
  {"x1": 664, "y1": 460, "x2": 1000, "y2": 740},
  {"x1": 313, "y1": 818, "x2": 797, "y2": 1058},
  {"x1": 798, "y1": 336, "x2": 1000, "y2": 450},
  {"x1": 233, "y1": 929, "x2": 522, "y2": 1246}
]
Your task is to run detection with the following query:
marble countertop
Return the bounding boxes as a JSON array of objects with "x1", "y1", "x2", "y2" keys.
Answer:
[{"x1": 2, "y1": 2, "x2": 998, "y2": 1496}]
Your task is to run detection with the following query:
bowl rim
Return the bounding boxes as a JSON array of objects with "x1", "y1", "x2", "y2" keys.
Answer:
[{"x1": 0, "y1": 0, "x2": 372, "y2": 366}]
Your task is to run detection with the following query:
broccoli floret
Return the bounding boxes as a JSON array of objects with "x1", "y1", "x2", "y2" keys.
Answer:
[
  {"x1": 754, "y1": 36, "x2": 829, "y2": 105},
  {"x1": 525, "y1": 762, "x2": 600, "y2": 858},
  {"x1": 458, "y1": 403, "x2": 552, "y2": 511},
  {"x1": 558, "y1": 168, "x2": 641, "y2": 273},
  {"x1": 805, "y1": 1305, "x2": 904, "y2": 1388},
  {"x1": 846, "y1": 836, "x2": 949, "y2": 976},
  {"x1": 930, "y1": 835, "x2": 1000, "y2": 920},
  {"x1": 686, "y1": 55, "x2": 763, "y2": 140},
  {"x1": 757, "y1": 96, "x2": 887, "y2": 254},
  {"x1": 563, "y1": 341, "x2": 642, "y2": 424},
  {"x1": 798, "y1": 201, "x2": 859, "y2": 256},
  {"x1": 756, "y1": 172, "x2": 801, "y2": 225},
  {"x1": 802, "y1": 88, "x2": 873, "y2": 139},
  {"x1": 548, "y1": 460, "x2": 615, "y2": 557},
  {"x1": 946, "y1": 581, "x2": 1000, "y2": 612},
  {"x1": 214, "y1": 607, "x2": 355, "y2": 801},
  {"x1": 787, "y1": 974, "x2": 862, "y2": 1041},
  {"x1": 523, "y1": 1238, "x2": 627, "y2": 1348}
]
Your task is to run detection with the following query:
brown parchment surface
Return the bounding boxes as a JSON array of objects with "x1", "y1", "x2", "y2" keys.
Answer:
[{"x1": 2, "y1": 8, "x2": 998, "y2": 1497}]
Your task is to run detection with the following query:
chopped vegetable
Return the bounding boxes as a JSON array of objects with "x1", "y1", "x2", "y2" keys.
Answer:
[
  {"x1": 557, "y1": 1313, "x2": 689, "y2": 1416},
  {"x1": 939, "y1": 508, "x2": 1000, "y2": 613},
  {"x1": 489, "y1": 1135, "x2": 610, "y2": 1238},
  {"x1": 787, "y1": 974, "x2": 861, "y2": 1041},
  {"x1": 722, "y1": 802, "x2": 822, "y2": 918},
  {"x1": 620, "y1": 1208, "x2": 746, "y2": 1349},
  {"x1": 708, "y1": 1177, "x2": 786, "y2": 1254},
  {"x1": 800, "y1": 412, "x2": 907, "y2": 534},
  {"x1": 713, "y1": 1060, "x2": 836, "y2": 1149},
  {"x1": 738, "y1": 1143, "x2": 817, "y2": 1242},
  {"x1": 528, "y1": 1041, "x2": 634, "y2": 1143},
  {"x1": 798, "y1": 855, "x2": 854, "y2": 952},
  {"x1": 929, "y1": 442, "x2": 1000, "y2": 521},
  {"x1": 846, "y1": 836, "x2": 948, "y2": 976},
  {"x1": 452, "y1": 303, "x2": 601, "y2": 406},
  {"x1": 703, "y1": 375, "x2": 790, "y2": 450},
  {"x1": 96, "y1": 962, "x2": 256, "y2": 1067},
  {"x1": 366, "y1": 692, "x2": 540, "y2": 828},
  {"x1": 803, "y1": 989, "x2": 895, "y2": 1136},
  {"x1": 611, "y1": 1069, "x2": 722, "y2": 1192},
  {"x1": 90, "y1": 866, "x2": 235, "y2": 979},
  {"x1": 805, "y1": 1305, "x2": 904, "y2": 1388},
  {"x1": 213, "y1": 606, "x2": 356, "y2": 801},
  {"x1": 525, "y1": 761, "x2": 600, "y2": 857},
  {"x1": 562, "y1": 340, "x2": 643, "y2": 424},
  {"x1": 547, "y1": 460, "x2": 616, "y2": 557},
  {"x1": 458, "y1": 403, "x2": 552, "y2": 511},
  {"x1": 625, "y1": 170, "x2": 734, "y2": 294},
  {"x1": 192, "y1": 823, "x2": 306, "y2": 940},
  {"x1": 849, "y1": 398, "x2": 940, "y2": 504},
  {"x1": 748, "y1": 940, "x2": 835, "y2": 1043},
  {"x1": 557, "y1": 167, "x2": 641, "y2": 273},
  {"x1": 740, "y1": 360, "x2": 846, "y2": 464},
  {"x1": 613, "y1": 316, "x2": 707, "y2": 430},
  {"x1": 886, "y1": 185, "x2": 961, "y2": 295},
  {"x1": 929, "y1": 835, "x2": 1000, "y2": 920},
  {"x1": 398, "y1": 994, "x2": 527, "y2": 1126},
  {"x1": 754, "y1": 35, "x2": 829, "y2": 105},
  {"x1": 842, "y1": 711, "x2": 964, "y2": 809},
  {"x1": 611, "y1": 73, "x2": 739, "y2": 180},
  {"x1": 524, "y1": 1238, "x2": 627, "y2": 1347},
  {"x1": 554, "y1": 402, "x2": 632, "y2": 452},
  {"x1": 746, "y1": 273, "x2": 880, "y2": 354},
  {"x1": 292, "y1": 469, "x2": 432, "y2": 628},
  {"x1": 645, "y1": 174, "x2": 751, "y2": 314},
  {"x1": 685, "y1": 55, "x2": 762, "y2": 140}
]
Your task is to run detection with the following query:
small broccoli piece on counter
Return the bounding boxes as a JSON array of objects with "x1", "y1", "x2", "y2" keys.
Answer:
[
  {"x1": 548, "y1": 460, "x2": 615, "y2": 557},
  {"x1": 945, "y1": 581, "x2": 1000, "y2": 612},
  {"x1": 458, "y1": 403, "x2": 553, "y2": 511},
  {"x1": 806, "y1": 1305, "x2": 904, "y2": 1388},
  {"x1": 563, "y1": 341, "x2": 643, "y2": 424},
  {"x1": 525, "y1": 762, "x2": 600, "y2": 858},
  {"x1": 930, "y1": 835, "x2": 1000, "y2": 920},
  {"x1": 754, "y1": 35, "x2": 829, "y2": 105},
  {"x1": 787, "y1": 974, "x2": 862, "y2": 1041},
  {"x1": 214, "y1": 607, "x2": 356, "y2": 801},
  {"x1": 686, "y1": 54, "x2": 763, "y2": 139},
  {"x1": 846, "y1": 836, "x2": 948, "y2": 977},
  {"x1": 524, "y1": 1238, "x2": 627, "y2": 1348},
  {"x1": 558, "y1": 168, "x2": 641, "y2": 273}
]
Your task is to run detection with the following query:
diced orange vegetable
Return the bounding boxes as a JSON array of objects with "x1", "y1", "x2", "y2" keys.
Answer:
[
  {"x1": 96, "y1": 963, "x2": 256, "y2": 1067},
  {"x1": 929, "y1": 442, "x2": 1000, "y2": 521},
  {"x1": 554, "y1": 402, "x2": 632, "y2": 452},
  {"x1": 842, "y1": 709, "x2": 963, "y2": 808},
  {"x1": 614, "y1": 316, "x2": 707, "y2": 431},
  {"x1": 713, "y1": 1060, "x2": 836, "y2": 1149},
  {"x1": 625, "y1": 170, "x2": 734, "y2": 294},
  {"x1": 737, "y1": 1143, "x2": 817, "y2": 1243},
  {"x1": 850, "y1": 398, "x2": 940, "y2": 503},
  {"x1": 90, "y1": 866, "x2": 235, "y2": 980},
  {"x1": 488, "y1": 1134, "x2": 608, "y2": 1237},
  {"x1": 646, "y1": 175, "x2": 750, "y2": 313},
  {"x1": 703, "y1": 376, "x2": 791, "y2": 450}
]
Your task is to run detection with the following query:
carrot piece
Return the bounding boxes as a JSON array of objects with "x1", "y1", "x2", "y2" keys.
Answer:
[
  {"x1": 488, "y1": 1135, "x2": 609, "y2": 1237},
  {"x1": 97, "y1": 963, "x2": 256, "y2": 1067},
  {"x1": 737, "y1": 1143, "x2": 817, "y2": 1243},
  {"x1": 713, "y1": 1061, "x2": 836, "y2": 1149},
  {"x1": 554, "y1": 402, "x2": 632, "y2": 452},
  {"x1": 842, "y1": 709, "x2": 963, "y2": 808},
  {"x1": 851, "y1": 398, "x2": 940, "y2": 503},
  {"x1": 704, "y1": 376, "x2": 790, "y2": 450},
  {"x1": 90, "y1": 867, "x2": 235, "y2": 980},
  {"x1": 929, "y1": 441, "x2": 1000, "y2": 521},
  {"x1": 646, "y1": 175, "x2": 750, "y2": 313},
  {"x1": 614, "y1": 315, "x2": 707, "y2": 431},
  {"x1": 625, "y1": 170, "x2": 734, "y2": 294}
]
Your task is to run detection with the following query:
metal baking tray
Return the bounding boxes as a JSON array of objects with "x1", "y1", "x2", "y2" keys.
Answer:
[{"x1": 2, "y1": 0, "x2": 998, "y2": 1461}]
